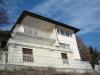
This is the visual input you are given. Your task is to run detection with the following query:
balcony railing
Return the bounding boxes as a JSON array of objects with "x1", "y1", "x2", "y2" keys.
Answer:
[{"x1": 23, "y1": 54, "x2": 33, "y2": 62}]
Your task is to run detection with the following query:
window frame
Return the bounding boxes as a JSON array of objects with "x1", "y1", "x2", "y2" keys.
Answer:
[
  {"x1": 22, "y1": 48, "x2": 33, "y2": 62},
  {"x1": 24, "y1": 26, "x2": 39, "y2": 36},
  {"x1": 57, "y1": 29, "x2": 72, "y2": 37},
  {"x1": 61, "y1": 53, "x2": 69, "y2": 64}
]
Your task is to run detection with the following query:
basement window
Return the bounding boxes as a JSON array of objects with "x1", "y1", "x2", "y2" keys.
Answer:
[{"x1": 22, "y1": 48, "x2": 33, "y2": 62}]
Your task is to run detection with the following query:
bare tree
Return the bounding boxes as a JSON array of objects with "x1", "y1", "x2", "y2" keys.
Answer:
[
  {"x1": 76, "y1": 35, "x2": 91, "y2": 62},
  {"x1": 0, "y1": 0, "x2": 9, "y2": 24}
]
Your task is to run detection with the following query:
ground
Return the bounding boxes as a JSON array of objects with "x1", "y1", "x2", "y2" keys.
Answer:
[{"x1": 0, "y1": 68, "x2": 100, "y2": 75}]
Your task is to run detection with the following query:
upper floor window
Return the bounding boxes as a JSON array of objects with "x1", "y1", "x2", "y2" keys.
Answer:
[
  {"x1": 57, "y1": 29, "x2": 72, "y2": 37},
  {"x1": 24, "y1": 26, "x2": 39, "y2": 36},
  {"x1": 24, "y1": 26, "x2": 33, "y2": 34}
]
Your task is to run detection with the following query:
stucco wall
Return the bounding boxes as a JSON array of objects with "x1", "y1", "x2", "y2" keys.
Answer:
[
  {"x1": 56, "y1": 26, "x2": 81, "y2": 60},
  {"x1": 7, "y1": 38, "x2": 73, "y2": 68}
]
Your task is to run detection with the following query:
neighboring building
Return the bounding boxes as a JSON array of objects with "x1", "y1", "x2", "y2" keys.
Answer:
[{"x1": 0, "y1": 11, "x2": 92, "y2": 72}]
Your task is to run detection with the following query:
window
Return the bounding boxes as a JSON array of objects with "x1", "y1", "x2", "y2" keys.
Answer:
[
  {"x1": 60, "y1": 29, "x2": 65, "y2": 36},
  {"x1": 57, "y1": 29, "x2": 60, "y2": 34},
  {"x1": 61, "y1": 53, "x2": 68, "y2": 64},
  {"x1": 57, "y1": 29, "x2": 72, "y2": 37},
  {"x1": 69, "y1": 33, "x2": 72, "y2": 37},
  {"x1": 24, "y1": 26, "x2": 39, "y2": 36},
  {"x1": 64, "y1": 31, "x2": 69, "y2": 37},
  {"x1": 24, "y1": 26, "x2": 33, "y2": 34},
  {"x1": 22, "y1": 48, "x2": 33, "y2": 62},
  {"x1": 33, "y1": 31, "x2": 39, "y2": 36},
  {"x1": 59, "y1": 43, "x2": 70, "y2": 49}
]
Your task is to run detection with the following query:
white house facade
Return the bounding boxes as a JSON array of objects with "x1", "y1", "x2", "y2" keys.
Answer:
[{"x1": 0, "y1": 11, "x2": 92, "y2": 72}]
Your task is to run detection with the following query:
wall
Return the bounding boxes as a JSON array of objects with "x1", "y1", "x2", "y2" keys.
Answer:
[
  {"x1": 7, "y1": 38, "x2": 71, "y2": 68},
  {"x1": 7, "y1": 37, "x2": 92, "y2": 70},
  {"x1": 56, "y1": 26, "x2": 81, "y2": 60}
]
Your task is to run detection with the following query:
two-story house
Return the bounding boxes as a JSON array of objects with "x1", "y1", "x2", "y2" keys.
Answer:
[{"x1": 0, "y1": 10, "x2": 92, "y2": 72}]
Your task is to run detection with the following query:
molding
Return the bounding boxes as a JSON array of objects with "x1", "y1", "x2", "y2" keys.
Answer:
[{"x1": 8, "y1": 42, "x2": 73, "y2": 53}]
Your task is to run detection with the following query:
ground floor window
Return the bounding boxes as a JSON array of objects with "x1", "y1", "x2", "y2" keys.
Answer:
[
  {"x1": 61, "y1": 53, "x2": 68, "y2": 64},
  {"x1": 22, "y1": 48, "x2": 33, "y2": 62}
]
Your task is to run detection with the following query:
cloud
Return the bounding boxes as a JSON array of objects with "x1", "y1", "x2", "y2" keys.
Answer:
[{"x1": 32, "y1": 0, "x2": 100, "y2": 34}]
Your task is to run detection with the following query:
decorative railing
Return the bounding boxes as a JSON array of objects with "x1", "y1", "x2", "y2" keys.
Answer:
[{"x1": 23, "y1": 54, "x2": 33, "y2": 62}]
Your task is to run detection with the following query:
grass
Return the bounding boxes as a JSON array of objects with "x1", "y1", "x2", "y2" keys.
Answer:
[{"x1": 0, "y1": 67, "x2": 100, "y2": 75}]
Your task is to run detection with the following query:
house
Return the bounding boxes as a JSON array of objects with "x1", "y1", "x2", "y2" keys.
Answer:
[{"x1": 0, "y1": 11, "x2": 92, "y2": 72}]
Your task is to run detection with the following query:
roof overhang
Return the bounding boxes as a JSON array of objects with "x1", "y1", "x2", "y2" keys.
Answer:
[{"x1": 11, "y1": 10, "x2": 80, "y2": 33}]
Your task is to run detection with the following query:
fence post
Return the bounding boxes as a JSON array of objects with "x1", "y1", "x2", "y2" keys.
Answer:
[{"x1": 4, "y1": 51, "x2": 8, "y2": 75}]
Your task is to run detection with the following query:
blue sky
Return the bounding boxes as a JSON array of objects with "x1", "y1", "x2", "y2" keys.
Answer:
[{"x1": 0, "y1": 0, "x2": 100, "y2": 50}]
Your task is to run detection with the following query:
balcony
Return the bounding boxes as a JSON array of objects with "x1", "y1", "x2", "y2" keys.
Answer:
[{"x1": 14, "y1": 28, "x2": 56, "y2": 46}]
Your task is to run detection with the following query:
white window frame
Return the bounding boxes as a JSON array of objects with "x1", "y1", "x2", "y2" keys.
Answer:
[
  {"x1": 57, "y1": 29, "x2": 72, "y2": 37},
  {"x1": 24, "y1": 26, "x2": 39, "y2": 36}
]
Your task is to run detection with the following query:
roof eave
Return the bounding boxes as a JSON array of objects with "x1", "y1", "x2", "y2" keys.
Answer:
[{"x1": 11, "y1": 10, "x2": 80, "y2": 33}]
